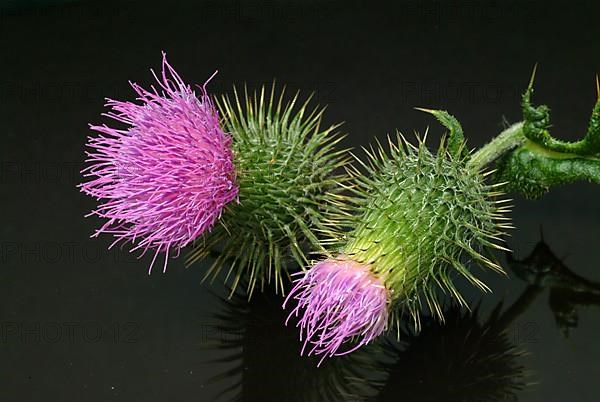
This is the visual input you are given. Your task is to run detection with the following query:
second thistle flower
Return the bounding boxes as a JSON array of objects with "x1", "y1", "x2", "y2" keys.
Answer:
[{"x1": 285, "y1": 122, "x2": 511, "y2": 363}]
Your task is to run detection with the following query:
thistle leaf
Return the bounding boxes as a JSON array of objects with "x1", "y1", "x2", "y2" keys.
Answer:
[
  {"x1": 496, "y1": 77, "x2": 600, "y2": 198},
  {"x1": 415, "y1": 108, "x2": 466, "y2": 158}
]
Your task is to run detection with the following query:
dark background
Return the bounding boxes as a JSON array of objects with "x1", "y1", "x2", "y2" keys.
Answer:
[{"x1": 1, "y1": 0, "x2": 599, "y2": 401}]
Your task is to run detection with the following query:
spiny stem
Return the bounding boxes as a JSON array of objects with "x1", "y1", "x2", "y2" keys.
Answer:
[{"x1": 467, "y1": 122, "x2": 525, "y2": 171}]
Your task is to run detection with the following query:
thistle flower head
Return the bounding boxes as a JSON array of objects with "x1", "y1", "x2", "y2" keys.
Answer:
[
  {"x1": 80, "y1": 53, "x2": 238, "y2": 272},
  {"x1": 283, "y1": 257, "x2": 388, "y2": 365},
  {"x1": 286, "y1": 125, "x2": 511, "y2": 362}
]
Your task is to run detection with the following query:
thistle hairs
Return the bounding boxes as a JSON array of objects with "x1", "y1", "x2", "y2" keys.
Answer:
[
  {"x1": 283, "y1": 257, "x2": 389, "y2": 365},
  {"x1": 80, "y1": 53, "x2": 238, "y2": 273}
]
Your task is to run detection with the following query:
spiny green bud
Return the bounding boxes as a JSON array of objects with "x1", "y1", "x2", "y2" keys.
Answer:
[
  {"x1": 186, "y1": 85, "x2": 349, "y2": 296},
  {"x1": 344, "y1": 134, "x2": 509, "y2": 329},
  {"x1": 284, "y1": 123, "x2": 511, "y2": 361}
]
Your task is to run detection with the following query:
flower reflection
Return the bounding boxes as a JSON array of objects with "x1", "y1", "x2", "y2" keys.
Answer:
[
  {"x1": 507, "y1": 233, "x2": 600, "y2": 337},
  {"x1": 207, "y1": 232, "x2": 600, "y2": 401}
]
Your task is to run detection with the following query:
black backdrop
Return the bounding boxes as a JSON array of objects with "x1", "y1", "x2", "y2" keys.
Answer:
[{"x1": 1, "y1": 1, "x2": 599, "y2": 401}]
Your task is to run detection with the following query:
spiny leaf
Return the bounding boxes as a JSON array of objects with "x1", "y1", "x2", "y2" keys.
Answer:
[
  {"x1": 496, "y1": 76, "x2": 600, "y2": 198},
  {"x1": 415, "y1": 108, "x2": 466, "y2": 158},
  {"x1": 522, "y1": 74, "x2": 600, "y2": 156}
]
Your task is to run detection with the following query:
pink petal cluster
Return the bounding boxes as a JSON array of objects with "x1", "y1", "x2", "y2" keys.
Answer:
[
  {"x1": 80, "y1": 53, "x2": 238, "y2": 273},
  {"x1": 283, "y1": 257, "x2": 389, "y2": 365}
]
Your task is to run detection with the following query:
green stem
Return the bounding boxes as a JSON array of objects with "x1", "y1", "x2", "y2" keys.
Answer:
[{"x1": 467, "y1": 122, "x2": 525, "y2": 170}]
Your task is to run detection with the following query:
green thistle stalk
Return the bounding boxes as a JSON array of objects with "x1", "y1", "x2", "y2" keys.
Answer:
[{"x1": 187, "y1": 85, "x2": 349, "y2": 296}]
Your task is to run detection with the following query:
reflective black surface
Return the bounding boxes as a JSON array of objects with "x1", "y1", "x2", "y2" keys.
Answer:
[{"x1": 2, "y1": 1, "x2": 599, "y2": 401}]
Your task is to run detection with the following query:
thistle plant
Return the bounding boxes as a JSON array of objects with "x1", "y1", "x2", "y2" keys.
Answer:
[
  {"x1": 284, "y1": 70, "x2": 600, "y2": 363},
  {"x1": 80, "y1": 54, "x2": 348, "y2": 295},
  {"x1": 80, "y1": 55, "x2": 599, "y2": 364},
  {"x1": 207, "y1": 281, "x2": 382, "y2": 402},
  {"x1": 284, "y1": 121, "x2": 510, "y2": 363}
]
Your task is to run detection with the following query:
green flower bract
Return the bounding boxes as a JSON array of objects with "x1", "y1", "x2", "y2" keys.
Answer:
[
  {"x1": 342, "y1": 135, "x2": 511, "y2": 329},
  {"x1": 187, "y1": 85, "x2": 349, "y2": 296}
]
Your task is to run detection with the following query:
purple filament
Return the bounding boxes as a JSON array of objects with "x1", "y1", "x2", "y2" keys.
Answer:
[
  {"x1": 283, "y1": 257, "x2": 389, "y2": 366},
  {"x1": 80, "y1": 53, "x2": 238, "y2": 273}
]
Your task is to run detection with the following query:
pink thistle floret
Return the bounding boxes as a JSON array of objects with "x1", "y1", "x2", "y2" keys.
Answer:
[
  {"x1": 283, "y1": 257, "x2": 389, "y2": 365},
  {"x1": 79, "y1": 53, "x2": 238, "y2": 273}
]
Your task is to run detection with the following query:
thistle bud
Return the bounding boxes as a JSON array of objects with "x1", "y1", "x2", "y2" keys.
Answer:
[
  {"x1": 186, "y1": 85, "x2": 348, "y2": 295},
  {"x1": 285, "y1": 132, "x2": 510, "y2": 362}
]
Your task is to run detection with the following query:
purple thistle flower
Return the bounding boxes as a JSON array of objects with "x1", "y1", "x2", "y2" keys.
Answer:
[
  {"x1": 283, "y1": 256, "x2": 389, "y2": 366},
  {"x1": 80, "y1": 53, "x2": 238, "y2": 273}
]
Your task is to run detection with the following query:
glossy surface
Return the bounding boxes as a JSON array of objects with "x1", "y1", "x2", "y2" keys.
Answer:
[{"x1": 2, "y1": 1, "x2": 599, "y2": 400}]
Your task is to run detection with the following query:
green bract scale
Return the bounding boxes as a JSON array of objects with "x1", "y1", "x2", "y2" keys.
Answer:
[
  {"x1": 187, "y1": 85, "x2": 349, "y2": 296},
  {"x1": 345, "y1": 134, "x2": 510, "y2": 328}
]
